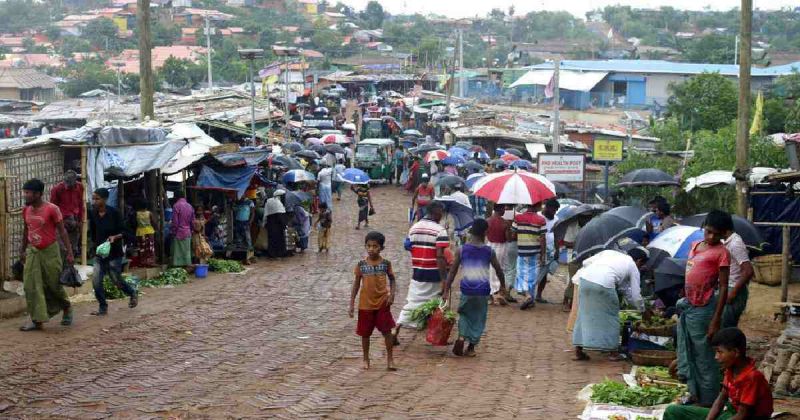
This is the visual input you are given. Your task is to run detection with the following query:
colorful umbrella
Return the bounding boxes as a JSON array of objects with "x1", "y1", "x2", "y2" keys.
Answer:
[
  {"x1": 441, "y1": 155, "x2": 466, "y2": 166},
  {"x1": 436, "y1": 191, "x2": 474, "y2": 235},
  {"x1": 340, "y1": 168, "x2": 371, "y2": 184},
  {"x1": 281, "y1": 169, "x2": 316, "y2": 184},
  {"x1": 509, "y1": 159, "x2": 533, "y2": 170},
  {"x1": 680, "y1": 213, "x2": 766, "y2": 250},
  {"x1": 471, "y1": 170, "x2": 556, "y2": 205},
  {"x1": 648, "y1": 225, "x2": 705, "y2": 259},
  {"x1": 305, "y1": 137, "x2": 323, "y2": 146},
  {"x1": 322, "y1": 134, "x2": 350, "y2": 144},
  {"x1": 500, "y1": 153, "x2": 520, "y2": 163},
  {"x1": 465, "y1": 172, "x2": 486, "y2": 189},
  {"x1": 424, "y1": 150, "x2": 450, "y2": 163}
]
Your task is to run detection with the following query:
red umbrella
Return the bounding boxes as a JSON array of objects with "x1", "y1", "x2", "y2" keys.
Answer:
[
  {"x1": 471, "y1": 170, "x2": 556, "y2": 205},
  {"x1": 424, "y1": 150, "x2": 450, "y2": 163},
  {"x1": 500, "y1": 153, "x2": 520, "y2": 162},
  {"x1": 322, "y1": 134, "x2": 350, "y2": 144}
]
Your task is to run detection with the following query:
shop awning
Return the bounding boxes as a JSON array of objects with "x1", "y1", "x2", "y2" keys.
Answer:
[{"x1": 509, "y1": 70, "x2": 608, "y2": 92}]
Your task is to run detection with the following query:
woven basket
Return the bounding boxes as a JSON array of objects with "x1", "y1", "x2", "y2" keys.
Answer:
[
  {"x1": 634, "y1": 321, "x2": 676, "y2": 337},
  {"x1": 630, "y1": 350, "x2": 677, "y2": 367},
  {"x1": 753, "y1": 254, "x2": 785, "y2": 286}
]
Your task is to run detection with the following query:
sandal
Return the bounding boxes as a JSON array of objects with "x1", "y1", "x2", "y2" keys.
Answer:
[
  {"x1": 535, "y1": 297, "x2": 550, "y2": 304},
  {"x1": 91, "y1": 309, "x2": 108, "y2": 316},
  {"x1": 20, "y1": 322, "x2": 43, "y2": 331},
  {"x1": 464, "y1": 344, "x2": 477, "y2": 357},
  {"x1": 452, "y1": 338, "x2": 465, "y2": 356},
  {"x1": 61, "y1": 307, "x2": 73, "y2": 326}
]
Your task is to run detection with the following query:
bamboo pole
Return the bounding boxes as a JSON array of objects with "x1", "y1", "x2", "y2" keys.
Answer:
[
  {"x1": 735, "y1": 0, "x2": 752, "y2": 217},
  {"x1": 781, "y1": 225, "x2": 791, "y2": 304}
]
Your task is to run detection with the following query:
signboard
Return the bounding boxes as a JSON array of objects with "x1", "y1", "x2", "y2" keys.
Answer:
[
  {"x1": 537, "y1": 153, "x2": 585, "y2": 183},
  {"x1": 593, "y1": 138, "x2": 624, "y2": 162}
]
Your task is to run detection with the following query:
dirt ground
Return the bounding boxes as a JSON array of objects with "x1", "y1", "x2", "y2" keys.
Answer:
[{"x1": 0, "y1": 185, "x2": 795, "y2": 419}]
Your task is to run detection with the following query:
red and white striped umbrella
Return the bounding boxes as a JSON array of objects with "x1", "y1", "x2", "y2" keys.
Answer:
[
  {"x1": 322, "y1": 134, "x2": 350, "y2": 144},
  {"x1": 424, "y1": 149, "x2": 450, "y2": 163},
  {"x1": 471, "y1": 170, "x2": 556, "y2": 205}
]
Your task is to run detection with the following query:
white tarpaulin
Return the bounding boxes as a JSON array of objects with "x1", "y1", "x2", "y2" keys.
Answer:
[
  {"x1": 509, "y1": 70, "x2": 608, "y2": 92},
  {"x1": 162, "y1": 123, "x2": 221, "y2": 175},
  {"x1": 685, "y1": 167, "x2": 779, "y2": 192}
]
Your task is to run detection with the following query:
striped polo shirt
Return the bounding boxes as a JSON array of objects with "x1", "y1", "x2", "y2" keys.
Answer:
[
  {"x1": 512, "y1": 212, "x2": 546, "y2": 257},
  {"x1": 409, "y1": 218, "x2": 450, "y2": 282}
]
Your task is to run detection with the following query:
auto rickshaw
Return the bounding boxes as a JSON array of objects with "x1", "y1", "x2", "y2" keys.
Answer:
[{"x1": 355, "y1": 138, "x2": 394, "y2": 183}]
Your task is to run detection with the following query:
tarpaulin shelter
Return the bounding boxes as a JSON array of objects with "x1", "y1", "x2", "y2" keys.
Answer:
[{"x1": 196, "y1": 165, "x2": 259, "y2": 198}]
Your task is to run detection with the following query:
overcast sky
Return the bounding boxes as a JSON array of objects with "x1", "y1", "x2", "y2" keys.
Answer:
[{"x1": 341, "y1": 0, "x2": 796, "y2": 19}]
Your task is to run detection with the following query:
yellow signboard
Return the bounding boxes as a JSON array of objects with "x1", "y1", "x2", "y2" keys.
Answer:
[{"x1": 593, "y1": 138, "x2": 624, "y2": 162}]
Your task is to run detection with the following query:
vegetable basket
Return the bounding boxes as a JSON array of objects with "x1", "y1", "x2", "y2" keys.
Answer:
[
  {"x1": 630, "y1": 350, "x2": 676, "y2": 367},
  {"x1": 634, "y1": 321, "x2": 676, "y2": 337}
]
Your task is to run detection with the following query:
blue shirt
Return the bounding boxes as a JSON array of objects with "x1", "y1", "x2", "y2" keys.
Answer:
[{"x1": 459, "y1": 243, "x2": 492, "y2": 296}]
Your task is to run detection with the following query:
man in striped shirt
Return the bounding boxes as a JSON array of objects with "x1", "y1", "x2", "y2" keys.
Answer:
[
  {"x1": 513, "y1": 203, "x2": 547, "y2": 310},
  {"x1": 395, "y1": 202, "x2": 449, "y2": 339}
]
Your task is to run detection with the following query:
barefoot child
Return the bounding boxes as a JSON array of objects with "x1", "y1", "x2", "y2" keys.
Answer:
[
  {"x1": 664, "y1": 327, "x2": 773, "y2": 419},
  {"x1": 349, "y1": 231, "x2": 397, "y2": 370},
  {"x1": 442, "y1": 218, "x2": 506, "y2": 357},
  {"x1": 315, "y1": 202, "x2": 332, "y2": 252}
]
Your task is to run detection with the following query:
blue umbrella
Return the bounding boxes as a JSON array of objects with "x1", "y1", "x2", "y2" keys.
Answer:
[
  {"x1": 464, "y1": 161, "x2": 484, "y2": 173},
  {"x1": 436, "y1": 192, "x2": 474, "y2": 235},
  {"x1": 442, "y1": 155, "x2": 466, "y2": 166},
  {"x1": 648, "y1": 225, "x2": 705, "y2": 259},
  {"x1": 282, "y1": 169, "x2": 316, "y2": 184},
  {"x1": 465, "y1": 172, "x2": 486, "y2": 190},
  {"x1": 340, "y1": 168, "x2": 371, "y2": 184},
  {"x1": 509, "y1": 159, "x2": 533, "y2": 170},
  {"x1": 448, "y1": 146, "x2": 470, "y2": 158}
]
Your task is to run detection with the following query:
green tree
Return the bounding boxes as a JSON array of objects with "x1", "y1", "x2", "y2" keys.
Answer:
[
  {"x1": 59, "y1": 37, "x2": 92, "y2": 57},
  {"x1": 652, "y1": 117, "x2": 687, "y2": 151},
  {"x1": 414, "y1": 36, "x2": 444, "y2": 68},
  {"x1": 681, "y1": 33, "x2": 736, "y2": 64},
  {"x1": 0, "y1": 0, "x2": 54, "y2": 33},
  {"x1": 60, "y1": 60, "x2": 118, "y2": 97},
  {"x1": 787, "y1": 100, "x2": 800, "y2": 134},
  {"x1": 763, "y1": 98, "x2": 788, "y2": 134},
  {"x1": 45, "y1": 26, "x2": 61, "y2": 42},
  {"x1": 82, "y1": 18, "x2": 130, "y2": 53},
  {"x1": 687, "y1": 122, "x2": 787, "y2": 178},
  {"x1": 773, "y1": 71, "x2": 800, "y2": 100},
  {"x1": 152, "y1": 21, "x2": 180, "y2": 46},
  {"x1": 667, "y1": 73, "x2": 738, "y2": 132},
  {"x1": 360, "y1": 1, "x2": 384, "y2": 29},
  {"x1": 159, "y1": 57, "x2": 196, "y2": 89}
]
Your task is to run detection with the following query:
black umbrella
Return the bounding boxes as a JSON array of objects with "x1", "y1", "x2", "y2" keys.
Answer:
[
  {"x1": 505, "y1": 147, "x2": 523, "y2": 157},
  {"x1": 574, "y1": 211, "x2": 645, "y2": 262},
  {"x1": 553, "y1": 182, "x2": 572, "y2": 194},
  {"x1": 653, "y1": 257, "x2": 687, "y2": 293},
  {"x1": 436, "y1": 175, "x2": 466, "y2": 191},
  {"x1": 415, "y1": 144, "x2": 444, "y2": 155},
  {"x1": 283, "y1": 142, "x2": 304, "y2": 153},
  {"x1": 593, "y1": 183, "x2": 618, "y2": 196},
  {"x1": 617, "y1": 168, "x2": 680, "y2": 188},
  {"x1": 488, "y1": 159, "x2": 507, "y2": 169},
  {"x1": 271, "y1": 155, "x2": 303, "y2": 170},
  {"x1": 680, "y1": 213, "x2": 767, "y2": 250},
  {"x1": 552, "y1": 203, "x2": 604, "y2": 244},
  {"x1": 294, "y1": 149, "x2": 321, "y2": 160},
  {"x1": 324, "y1": 144, "x2": 345, "y2": 154},
  {"x1": 464, "y1": 161, "x2": 484, "y2": 174},
  {"x1": 309, "y1": 144, "x2": 326, "y2": 154},
  {"x1": 605, "y1": 206, "x2": 649, "y2": 228}
]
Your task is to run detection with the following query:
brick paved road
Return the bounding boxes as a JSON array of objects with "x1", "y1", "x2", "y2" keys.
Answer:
[{"x1": 0, "y1": 186, "x2": 627, "y2": 419}]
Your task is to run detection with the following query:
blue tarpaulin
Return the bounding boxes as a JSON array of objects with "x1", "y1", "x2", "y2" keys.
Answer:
[
  {"x1": 751, "y1": 185, "x2": 800, "y2": 261},
  {"x1": 197, "y1": 165, "x2": 258, "y2": 198}
]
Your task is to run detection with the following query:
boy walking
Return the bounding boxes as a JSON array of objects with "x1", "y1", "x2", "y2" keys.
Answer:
[
  {"x1": 349, "y1": 231, "x2": 397, "y2": 371},
  {"x1": 316, "y1": 202, "x2": 332, "y2": 252},
  {"x1": 665, "y1": 327, "x2": 773, "y2": 419},
  {"x1": 442, "y1": 219, "x2": 506, "y2": 357}
]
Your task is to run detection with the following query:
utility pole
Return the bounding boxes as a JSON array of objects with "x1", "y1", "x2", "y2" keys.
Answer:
[
  {"x1": 445, "y1": 57, "x2": 455, "y2": 115},
  {"x1": 458, "y1": 29, "x2": 465, "y2": 98},
  {"x1": 205, "y1": 13, "x2": 213, "y2": 92},
  {"x1": 735, "y1": 0, "x2": 752, "y2": 217},
  {"x1": 552, "y1": 59, "x2": 560, "y2": 152},
  {"x1": 137, "y1": 0, "x2": 154, "y2": 119},
  {"x1": 734, "y1": 34, "x2": 739, "y2": 65}
]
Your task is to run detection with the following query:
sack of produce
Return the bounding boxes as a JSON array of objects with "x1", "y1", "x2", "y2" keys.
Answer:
[
  {"x1": 96, "y1": 241, "x2": 111, "y2": 258},
  {"x1": 426, "y1": 307, "x2": 454, "y2": 346}
]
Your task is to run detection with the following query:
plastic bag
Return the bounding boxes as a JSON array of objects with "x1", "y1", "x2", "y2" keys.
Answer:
[
  {"x1": 96, "y1": 241, "x2": 111, "y2": 258},
  {"x1": 59, "y1": 265, "x2": 84, "y2": 288},
  {"x1": 426, "y1": 307, "x2": 454, "y2": 346}
]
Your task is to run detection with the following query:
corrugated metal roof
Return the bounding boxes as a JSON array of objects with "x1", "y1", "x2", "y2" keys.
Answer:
[
  {"x1": 0, "y1": 68, "x2": 56, "y2": 89},
  {"x1": 526, "y1": 59, "x2": 800, "y2": 77}
]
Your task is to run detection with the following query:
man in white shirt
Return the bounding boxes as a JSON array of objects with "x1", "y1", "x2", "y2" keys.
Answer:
[
  {"x1": 317, "y1": 163, "x2": 333, "y2": 210},
  {"x1": 722, "y1": 231, "x2": 753, "y2": 328},
  {"x1": 572, "y1": 248, "x2": 647, "y2": 361}
]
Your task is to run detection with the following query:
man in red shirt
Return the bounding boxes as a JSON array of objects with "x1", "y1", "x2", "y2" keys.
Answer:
[
  {"x1": 19, "y1": 178, "x2": 74, "y2": 331},
  {"x1": 50, "y1": 170, "x2": 84, "y2": 257},
  {"x1": 487, "y1": 203, "x2": 513, "y2": 304},
  {"x1": 664, "y1": 327, "x2": 773, "y2": 419}
]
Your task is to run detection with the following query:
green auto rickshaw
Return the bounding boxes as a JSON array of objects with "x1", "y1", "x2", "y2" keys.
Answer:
[{"x1": 355, "y1": 138, "x2": 395, "y2": 184}]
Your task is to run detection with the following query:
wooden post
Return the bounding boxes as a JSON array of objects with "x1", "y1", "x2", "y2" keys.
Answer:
[
  {"x1": 137, "y1": 0, "x2": 154, "y2": 119},
  {"x1": 735, "y1": 0, "x2": 752, "y2": 217},
  {"x1": 781, "y1": 225, "x2": 791, "y2": 304},
  {"x1": 158, "y1": 170, "x2": 166, "y2": 266},
  {"x1": 80, "y1": 147, "x2": 88, "y2": 266},
  {"x1": 0, "y1": 171, "x2": 6, "y2": 288}
]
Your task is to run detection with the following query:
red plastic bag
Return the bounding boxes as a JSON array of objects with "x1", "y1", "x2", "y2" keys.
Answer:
[{"x1": 426, "y1": 307, "x2": 454, "y2": 346}]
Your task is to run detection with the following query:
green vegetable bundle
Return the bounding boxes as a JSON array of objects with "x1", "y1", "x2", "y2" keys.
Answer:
[
  {"x1": 102, "y1": 274, "x2": 139, "y2": 300},
  {"x1": 409, "y1": 297, "x2": 457, "y2": 329},
  {"x1": 208, "y1": 259, "x2": 245, "y2": 273},
  {"x1": 139, "y1": 268, "x2": 189, "y2": 288},
  {"x1": 591, "y1": 379, "x2": 683, "y2": 407}
]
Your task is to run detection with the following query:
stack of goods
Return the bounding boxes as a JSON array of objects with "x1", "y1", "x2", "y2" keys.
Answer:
[{"x1": 758, "y1": 329, "x2": 800, "y2": 396}]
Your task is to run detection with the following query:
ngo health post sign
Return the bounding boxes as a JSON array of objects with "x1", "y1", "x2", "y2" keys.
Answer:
[{"x1": 536, "y1": 153, "x2": 585, "y2": 182}]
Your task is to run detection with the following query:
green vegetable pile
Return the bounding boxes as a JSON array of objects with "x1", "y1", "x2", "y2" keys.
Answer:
[
  {"x1": 619, "y1": 310, "x2": 642, "y2": 324},
  {"x1": 102, "y1": 274, "x2": 139, "y2": 299},
  {"x1": 591, "y1": 379, "x2": 683, "y2": 407},
  {"x1": 409, "y1": 297, "x2": 457, "y2": 329},
  {"x1": 208, "y1": 259, "x2": 245, "y2": 273},
  {"x1": 139, "y1": 268, "x2": 189, "y2": 288}
]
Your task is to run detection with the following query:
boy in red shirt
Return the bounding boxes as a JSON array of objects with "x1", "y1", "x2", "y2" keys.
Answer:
[
  {"x1": 677, "y1": 210, "x2": 731, "y2": 406},
  {"x1": 349, "y1": 231, "x2": 397, "y2": 371},
  {"x1": 664, "y1": 327, "x2": 773, "y2": 419}
]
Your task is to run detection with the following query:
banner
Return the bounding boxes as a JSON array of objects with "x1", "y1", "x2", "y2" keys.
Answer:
[{"x1": 537, "y1": 153, "x2": 585, "y2": 182}]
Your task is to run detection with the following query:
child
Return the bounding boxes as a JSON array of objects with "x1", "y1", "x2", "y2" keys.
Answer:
[
  {"x1": 442, "y1": 218, "x2": 506, "y2": 357},
  {"x1": 677, "y1": 210, "x2": 731, "y2": 406},
  {"x1": 664, "y1": 327, "x2": 773, "y2": 419},
  {"x1": 349, "y1": 231, "x2": 397, "y2": 370},
  {"x1": 315, "y1": 202, "x2": 332, "y2": 252},
  {"x1": 192, "y1": 210, "x2": 213, "y2": 264}
]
